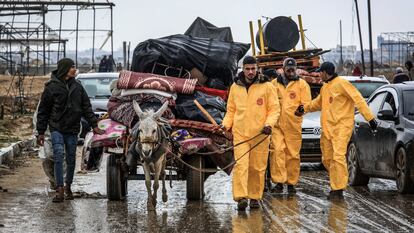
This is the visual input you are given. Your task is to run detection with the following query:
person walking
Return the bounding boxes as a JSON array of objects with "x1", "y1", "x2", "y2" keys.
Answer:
[
  {"x1": 222, "y1": 56, "x2": 280, "y2": 210},
  {"x1": 269, "y1": 58, "x2": 311, "y2": 194},
  {"x1": 36, "y1": 58, "x2": 104, "y2": 202},
  {"x1": 300, "y1": 61, "x2": 377, "y2": 199}
]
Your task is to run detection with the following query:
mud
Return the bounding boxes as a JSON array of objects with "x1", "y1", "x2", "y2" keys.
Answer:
[{"x1": 1, "y1": 149, "x2": 414, "y2": 233}]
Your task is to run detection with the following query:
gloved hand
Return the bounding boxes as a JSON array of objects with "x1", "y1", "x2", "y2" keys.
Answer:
[
  {"x1": 93, "y1": 127, "x2": 105, "y2": 135},
  {"x1": 369, "y1": 119, "x2": 378, "y2": 131},
  {"x1": 295, "y1": 105, "x2": 305, "y2": 117},
  {"x1": 36, "y1": 134, "x2": 45, "y2": 146},
  {"x1": 261, "y1": 126, "x2": 272, "y2": 135}
]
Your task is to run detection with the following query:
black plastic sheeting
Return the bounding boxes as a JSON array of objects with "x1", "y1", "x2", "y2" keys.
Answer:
[
  {"x1": 130, "y1": 34, "x2": 250, "y2": 89},
  {"x1": 175, "y1": 91, "x2": 226, "y2": 124},
  {"x1": 184, "y1": 17, "x2": 233, "y2": 42}
]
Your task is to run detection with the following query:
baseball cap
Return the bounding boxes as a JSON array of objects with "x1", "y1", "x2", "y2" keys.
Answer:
[{"x1": 283, "y1": 57, "x2": 297, "y2": 69}]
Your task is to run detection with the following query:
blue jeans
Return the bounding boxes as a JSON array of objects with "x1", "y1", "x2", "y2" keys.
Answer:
[{"x1": 51, "y1": 131, "x2": 78, "y2": 187}]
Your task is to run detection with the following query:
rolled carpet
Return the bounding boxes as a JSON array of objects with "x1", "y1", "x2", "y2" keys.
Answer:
[{"x1": 118, "y1": 70, "x2": 197, "y2": 94}]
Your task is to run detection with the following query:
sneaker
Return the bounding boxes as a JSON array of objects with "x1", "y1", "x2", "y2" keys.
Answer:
[
  {"x1": 249, "y1": 199, "x2": 260, "y2": 209},
  {"x1": 271, "y1": 183, "x2": 284, "y2": 193},
  {"x1": 328, "y1": 190, "x2": 344, "y2": 200},
  {"x1": 237, "y1": 198, "x2": 248, "y2": 211},
  {"x1": 287, "y1": 185, "x2": 297, "y2": 194}
]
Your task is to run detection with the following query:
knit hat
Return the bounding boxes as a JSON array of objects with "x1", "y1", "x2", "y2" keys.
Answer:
[{"x1": 56, "y1": 58, "x2": 75, "y2": 79}]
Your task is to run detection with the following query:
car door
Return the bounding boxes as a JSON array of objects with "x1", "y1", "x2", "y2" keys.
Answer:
[
  {"x1": 354, "y1": 91, "x2": 386, "y2": 171},
  {"x1": 375, "y1": 90, "x2": 399, "y2": 177}
]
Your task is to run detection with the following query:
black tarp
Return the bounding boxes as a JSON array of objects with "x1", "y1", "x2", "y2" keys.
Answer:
[
  {"x1": 175, "y1": 91, "x2": 226, "y2": 124},
  {"x1": 131, "y1": 34, "x2": 249, "y2": 89},
  {"x1": 184, "y1": 17, "x2": 233, "y2": 42}
]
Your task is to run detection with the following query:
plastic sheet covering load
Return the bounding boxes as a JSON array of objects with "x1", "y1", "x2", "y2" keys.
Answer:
[
  {"x1": 175, "y1": 91, "x2": 226, "y2": 124},
  {"x1": 118, "y1": 70, "x2": 197, "y2": 94},
  {"x1": 184, "y1": 17, "x2": 233, "y2": 42},
  {"x1": 90, "y1": 119, "x2": 127, "y2": 148},
  {"x1": 130, "y1": 34, "x2": 250, "y2": 89}
]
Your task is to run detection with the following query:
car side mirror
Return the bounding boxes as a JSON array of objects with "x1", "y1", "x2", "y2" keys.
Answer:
[{"x1": 377, "y1": 109, "x2": 397, "y2": 121}]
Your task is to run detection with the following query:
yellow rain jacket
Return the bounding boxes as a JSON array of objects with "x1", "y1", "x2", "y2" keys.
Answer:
[
  {"x1": 223, "y1": 73, "x2": 280, "y2": 201},
  {"x1": 305, "y1": 76, "x2": 375, "y2": 190},
  {"x1": 270, "y1": 76, "x2": 311, "y2": 185}
]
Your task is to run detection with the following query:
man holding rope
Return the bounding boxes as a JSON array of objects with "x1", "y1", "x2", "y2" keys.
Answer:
[{"x1": 222, "y1": 56, "x2": 280, "y2": 211}]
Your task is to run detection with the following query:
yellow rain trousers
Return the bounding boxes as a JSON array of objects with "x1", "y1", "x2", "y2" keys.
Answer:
[
  {"x1": 223, "y1": 79, "x2": 280, "y2": 201},
  {"x1": 305, "y1": 76, "x2": 375, "y2": 190},
  {"x1": 270, "y1": 78, "x2": 311, "y2": 185}
]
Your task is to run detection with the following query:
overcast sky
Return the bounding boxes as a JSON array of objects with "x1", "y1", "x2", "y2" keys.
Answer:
[
  {"x1": 7, "y1": 0, "x2": 414, "y2": 52},
  {"x1": 109, "y1": 0, "x2": 413, "y2": 51}
]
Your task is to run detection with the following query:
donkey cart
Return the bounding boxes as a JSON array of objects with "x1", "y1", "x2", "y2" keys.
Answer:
[{"x1": 103, "y1": 118, "x2": 234, "y2": 201}]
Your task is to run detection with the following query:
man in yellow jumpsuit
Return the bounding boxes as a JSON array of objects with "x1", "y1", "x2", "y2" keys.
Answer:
[
  {"x1": 222, "y1": 56, "x2": 280, "y2": 210},
  {"x1": 270, "y1": 58, "x2": 311, "y2": 194},
  {"x1": 301, "y1": 62, "x2": 378, "y2": 199}
]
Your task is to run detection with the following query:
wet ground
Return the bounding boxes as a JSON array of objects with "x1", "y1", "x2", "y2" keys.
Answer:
[{"x1": 1, "y1": 148, "x2": 414, "y2": 233}]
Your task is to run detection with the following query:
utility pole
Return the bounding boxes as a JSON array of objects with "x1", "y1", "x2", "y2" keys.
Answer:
[
  {"x1": 340, "y1": 20, "x2": 343, "y2": 65},
  {"x1": 355, "y1": 0, "x2": 366, "y2": 74},
  {"x1": 367, "y1": 0, "x2": 374, "y2": 76}
]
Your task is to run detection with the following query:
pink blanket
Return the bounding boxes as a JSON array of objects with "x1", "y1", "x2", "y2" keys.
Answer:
[
  {"x1": 91, "y1": 119, "x2": 127, "y2": 148},
  {"x1": 118, "y1": 71, "x2": 197, "y2": 94}
]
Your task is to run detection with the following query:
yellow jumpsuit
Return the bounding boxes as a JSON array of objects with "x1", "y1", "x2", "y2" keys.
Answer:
[
  {"x1": 270, "y1": 77, "x2": 311, "y2": 185},
  {"x1": 305, "y1": 76, "x2": 375, "y2": 190},
  {"x1": 223, "y1": 78, "x2": 280, "y2": 201}
]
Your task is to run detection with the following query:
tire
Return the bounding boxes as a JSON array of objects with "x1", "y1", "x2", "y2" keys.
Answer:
[
  {"x1": 347, "y1": 142, "x2": 370, "y2": 186},
  {"x1": 395, "y1": 147, "x2": 414, "y2": 194},
  {"x1": 106, "y1": 153, "x2": 127, "y2": 200},
  {"x1": 186, "y1": 155, "x2": 205, "y2": 200}
]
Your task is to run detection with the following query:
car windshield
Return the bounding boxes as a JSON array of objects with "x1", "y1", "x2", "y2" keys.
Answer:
[
  {"x1": 78, "y1": 77, "x2": 116, "y2": 98},
  {"x1": 350, "y1": 81, "x2": 387, "y2": 98}
]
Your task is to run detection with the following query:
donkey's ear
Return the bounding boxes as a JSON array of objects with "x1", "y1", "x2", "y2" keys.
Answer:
[
  {"x1": 132, "y1": 100, "x2": 144, "y2": 119},
  {"x1": 153, "y1": 101, "x2": 169, "y2": 120}
]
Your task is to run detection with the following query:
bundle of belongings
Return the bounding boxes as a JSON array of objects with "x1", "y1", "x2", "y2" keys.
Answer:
[
  {"x1": 88, "y1": 18, "x2": 248, "y2": 174},
  {"x1": 92, "y1": 71, "x2": 230, "y2": 151}
]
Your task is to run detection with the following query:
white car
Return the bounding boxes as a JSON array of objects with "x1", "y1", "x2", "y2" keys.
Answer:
[{"x1": 300, "y1": 75, "x2": 390, "y2": 162}]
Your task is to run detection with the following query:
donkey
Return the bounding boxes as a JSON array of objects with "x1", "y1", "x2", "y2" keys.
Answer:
[{"x1": 131, "y1": 100, "x2": 171, "y2": 211}]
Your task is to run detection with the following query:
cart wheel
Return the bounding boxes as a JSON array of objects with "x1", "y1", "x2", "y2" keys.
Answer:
[
  {"x1": 186, "y1": 155, "x2": 205, "y2": 200},
  {"x1": 107, "y1": 153, "x2": 127, "y2": 200}
]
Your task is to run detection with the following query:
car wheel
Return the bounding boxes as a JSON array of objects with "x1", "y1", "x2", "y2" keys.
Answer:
[
  {"x1": 395, "y1": 147, "x2": 414, "y2": 194},
  {"x1": 347, "y1": 142, "x2": 369, "y2": 186}
]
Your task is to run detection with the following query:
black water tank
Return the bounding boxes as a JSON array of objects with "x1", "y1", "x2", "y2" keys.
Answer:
[{"x1": 256, "y1": 16, "x2": 300, "y2": 52}]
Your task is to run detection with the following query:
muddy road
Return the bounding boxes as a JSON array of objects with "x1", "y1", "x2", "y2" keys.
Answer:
[{"x1": 1, "y1": 149, "x2": 414, "y2": 233}]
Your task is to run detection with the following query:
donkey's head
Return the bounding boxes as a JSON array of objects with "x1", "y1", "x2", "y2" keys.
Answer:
[{"x1": 132, "y1": 100, "x2": 169, "y2": 160}]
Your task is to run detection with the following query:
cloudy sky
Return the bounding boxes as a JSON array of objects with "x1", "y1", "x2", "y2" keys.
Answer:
[{"x1": 6, "y1": 0, "x2": 414, "y2": 52}]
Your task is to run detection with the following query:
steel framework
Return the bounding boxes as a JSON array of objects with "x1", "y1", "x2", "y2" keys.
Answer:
[{"x1": 0, "y1": 0, "x2": 115, "y2": 75}]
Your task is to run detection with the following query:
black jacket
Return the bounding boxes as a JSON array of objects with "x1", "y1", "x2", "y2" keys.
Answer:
[{"x1": 36, "y1": 70, "x2": 98, "y2": 135}]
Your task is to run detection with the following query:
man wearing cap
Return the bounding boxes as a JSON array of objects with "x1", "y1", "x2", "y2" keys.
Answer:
[
  {"x1": 36, "y1": 58, "x2": 104, "y2": 202},
  {"x1": 269, "y1": 58, "x2": 311, "y2": 194},
  {"x1": 300, "y1": 61, "x2": 377, "y2": 199},
  {"x1": 222, "y1": 56, "x2": 280, "y2": 210}
]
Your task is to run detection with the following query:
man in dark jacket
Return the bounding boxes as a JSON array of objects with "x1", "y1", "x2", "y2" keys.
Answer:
[
  {"x1": 36, "y1": 58, "x2": 104, "y2": 202},
  {"x1": 393, "y1": 67, "x2": 410, "y2": 84}
]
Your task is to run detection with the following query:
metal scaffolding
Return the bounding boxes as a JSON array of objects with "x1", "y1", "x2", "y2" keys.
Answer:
[
  {"x1": 379, "y1": 31, "x2": 414, "y2": 67},
  {"x1": 0, "y1": 0, "x2": 115, "y2": 75}
]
